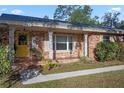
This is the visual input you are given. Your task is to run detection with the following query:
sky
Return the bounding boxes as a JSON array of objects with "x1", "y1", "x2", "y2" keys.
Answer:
[{"x1": 0, "y1": 5, "x2": 124, "y2": 21}]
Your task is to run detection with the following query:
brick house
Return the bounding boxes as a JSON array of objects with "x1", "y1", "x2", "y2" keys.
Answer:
[{"x1": 0, "y1": 14, "x2": 124, "y2": 68}]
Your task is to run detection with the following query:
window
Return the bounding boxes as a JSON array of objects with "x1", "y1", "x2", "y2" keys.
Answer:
[
  {"x1": 18, "y1": 34, "x2": 27, "y2": 45},
  {"x1": 103, "y1": 35, "x2": 110, "y2": 42},
  {"x1": 53, "y1": 35, "x2": 73, "y2": 51},
  {"x1": 56, "y1": 36, "x2": 67, "y2": 50}
]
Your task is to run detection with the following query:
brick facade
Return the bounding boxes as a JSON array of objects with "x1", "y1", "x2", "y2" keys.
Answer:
[
  {"x1": 88, "y1": 34, "x2": 102, "y2": 60},
  {"x1": 22, "y1": 32, "x2": 123, "y2": 62},
  {"x1": 88, "y1": 33, "x2": 124, "y2": 60},
  {"x1": 0, "y1": 30, "x2": 9, "y2": 46},
  {"x1": 44, "y1": 33, "x2": 83, "y2": 60},
  {"x1": 2, "y1": 29, "x2": 123, "y2": 66}
]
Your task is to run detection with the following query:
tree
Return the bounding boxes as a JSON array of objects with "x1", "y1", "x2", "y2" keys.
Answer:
[
  {"x1": 53, "y1": 5, "x2": 79, "y2": 21},
  {"x1": 101, "y1": 11, "x2": 120, "y2": 28},
  {"x1": 118, "y1": 20, "x2": 124, "y2": 29},
  {"x1": 69, "y1": 5, "x2": 93, "y2": 24},
  {"x1": 43, "y1": 15, "x2": 49, "y2": 19},
  {"x1": 53, "y1": 5, "x2": 100, "y2": 26},
  {"x1": 89, "y1": 16, "x2": 100, "y2": 26}
]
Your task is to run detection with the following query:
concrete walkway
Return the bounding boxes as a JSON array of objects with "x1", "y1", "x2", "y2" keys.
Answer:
[{"x1": 23, "y1": 65, "x2": 124, "y2": 85}]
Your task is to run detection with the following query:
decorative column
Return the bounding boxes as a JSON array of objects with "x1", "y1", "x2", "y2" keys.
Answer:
[
  {"x1": 48, "y1": 31, "x2": 53, "y2": 60},
  {"x1": 84, "y1": 34, "x2": 88, "y2": 57},
  {"x1": 9, "y1": 27, "x2": 15, "y2": 63}
]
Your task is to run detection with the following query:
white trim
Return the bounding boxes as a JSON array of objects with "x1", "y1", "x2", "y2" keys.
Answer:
[
  {"x1": 67, "y1": 35, "x2": 69, "y2": 51},
  {"x1": 48, "y1": 31, "x2": 53, "y2": 60},
  {"x1": 9, "y1": 27, "x2": 15, "y2": 63},
  {"x1": 55, "y1": 35, "x2": 56, "y2": 51},
  {"x1": 55, "y1": 50, "x2": 73, "y2": 52}
]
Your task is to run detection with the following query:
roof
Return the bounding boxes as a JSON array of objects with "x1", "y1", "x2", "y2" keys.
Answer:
[
  {"x1": 0, "y1": 13, "x2": 124, "y2": 34},
  {"x1": 0, "y1": 13, "x2": 91, "y2": 27}
]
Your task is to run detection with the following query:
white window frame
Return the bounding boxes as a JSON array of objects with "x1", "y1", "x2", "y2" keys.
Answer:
[{"x1": 53, "y1": 34, "x2": 73, "y2": 51}]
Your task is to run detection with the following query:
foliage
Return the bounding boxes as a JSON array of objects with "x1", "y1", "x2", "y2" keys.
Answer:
[
  {"x1": 47, "y1": 63, "x2": 60, "y2": 70},
  {"x1": 95, "y1": 42, "x2": 106, "y2": 62},
  {"x1": 43, "y1": 15, "x2": 49, "y2": 19},
  {"x1": 95, "y1": 42, "x2": 119, "y2": 62},
  {"x1": 118, "y1": 20, "x2": 124, "y2": 29},
  {"x1": 69, "y1": 5, "x2": 93, "y2": 24},
  {"x1": 90, "y1": 16, "x2": 100, "y2": 26},
  {"x1": 53, "y1": 5, "x2": 100, "y2": 26},
  {"x1": 0, "y1": 46, "x2": 12, "y2": 75},
  {"x1": 79, "y1": 56, "x2": 92, "y2": 63},
  {"x1": 53, "y1": 5, "x2": 79, "y2": 21},
  {"x1": 117, "y1": 42, "x2": 124, "y2": 62},
  {"x1": 106, "y1": 42, "x2": 119, "y2": 61},
  {"x1": 43, "y1": 59, "x2": 60, "y2": 70},
  {"x1": 101, "y1": 11, "x2": 120, "y2": 28},
  {"x1": 53, "y1": 5, "x2": 124, "y2": 29}
]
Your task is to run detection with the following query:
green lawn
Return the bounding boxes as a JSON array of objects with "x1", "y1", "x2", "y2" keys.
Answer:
[
  {"x1": 0, "y1": 61, "x2": 124, "y2": 88},
  {"x1": 0, "y1": 70, "x2": 124, "y2": 88},
  {"x1": 42, "y1": 61, "x2": 124, "y2": 74}
]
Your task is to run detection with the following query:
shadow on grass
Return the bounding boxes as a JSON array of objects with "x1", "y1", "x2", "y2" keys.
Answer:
[
  {"x1": 2, "y1": 69, "x2": 21, "y2": 88},
  {"x1": 1, "y1": 64, "x2": 44, "y2": 88}
]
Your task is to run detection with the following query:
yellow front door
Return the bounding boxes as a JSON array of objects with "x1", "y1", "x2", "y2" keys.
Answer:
[{"x1": 15, "y1": 32, "x2": 30, "y2": 57}]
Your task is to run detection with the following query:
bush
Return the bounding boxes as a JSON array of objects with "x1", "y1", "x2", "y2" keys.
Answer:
[
  {"x1": 117, "y1": 43, "x2": 124, "y2": 62},
  {"x1": 106, "y1": 42, "x2": 119, "y2": 61},
  {"x1": 43, "y1": 59, "x2": 60, "y2": 70},
  {"x1": 95, "y1": 42, "x2": 119, "y2": 62},
  {"x1": 0, "y1": 46, "x2": 12, "y2": 75},
  {"x1": 47, "y1": 63, "x2": 60, "y2": 70}
]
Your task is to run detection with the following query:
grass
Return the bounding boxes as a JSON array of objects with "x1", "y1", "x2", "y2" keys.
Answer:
[
  {"x1": 42, "y1": 60, "x2": 124, "y2": 74},
  {"x1": 0, "y1": 61, "x2": 124, "y2": 88},
  {"x1": 0, "y1": 69, "x2": 124, "y2": 88}
]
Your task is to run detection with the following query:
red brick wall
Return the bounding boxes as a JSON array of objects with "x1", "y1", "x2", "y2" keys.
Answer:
[
  {"x1": 88, "y1": 34, "x2": 101, "y2": 60},
  {"x1": 14, "y1": 30, "x2": 124, "y2": 64},
  {"x1": 0, "y1": 30, "x2": 9, "y2": 46},
  {"x1": 30, "y1": 32, "x2": 83, "y2": 59}
]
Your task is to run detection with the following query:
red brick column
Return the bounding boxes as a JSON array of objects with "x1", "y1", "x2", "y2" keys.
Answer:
[{"x1": 88, "y1": 34, "x2": 101, "y2": 60}]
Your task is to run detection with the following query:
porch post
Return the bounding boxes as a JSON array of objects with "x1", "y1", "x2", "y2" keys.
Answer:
[
  {"x1": 84, "y1": 34, "x2": 88, "y2": 57},
  {"x1": 9, "y1": 27, "x2": 15, "y2": 63},
  {"x1": 48, "y1": 31, "x2": 53, "y2": 60}
]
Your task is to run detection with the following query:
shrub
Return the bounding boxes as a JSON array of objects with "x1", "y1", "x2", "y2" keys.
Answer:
[
  {"x1": 117, "y1": 42, "x2": 124, "y2": 62},
  {"x1": 106, "y1": 42, "x2": 119, "y2": 61},
  {"x1": 43, "y1": 59, "x2": 60, "y2": 70},
  {"x1": 95, "y1": 42, "x2": 119, "y2": 62},
  {"x1": 95, "y1": 42, "x2": 107, "y2": 62},
  {"x1": 47, "y1": 63, "x2": 60, "y2": 70},
  {"x1": 0, "y1": 46, "x2": 12, "y2": 75}
]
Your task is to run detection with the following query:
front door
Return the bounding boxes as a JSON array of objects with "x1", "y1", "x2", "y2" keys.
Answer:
[{"x1": 15, "y1": 31, "x2": 29, "y2": 57}]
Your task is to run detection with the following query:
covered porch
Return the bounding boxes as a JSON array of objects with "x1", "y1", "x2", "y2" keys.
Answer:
[{"x1": 0, "y1": 23, "x2": 90, "y2": 70}]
